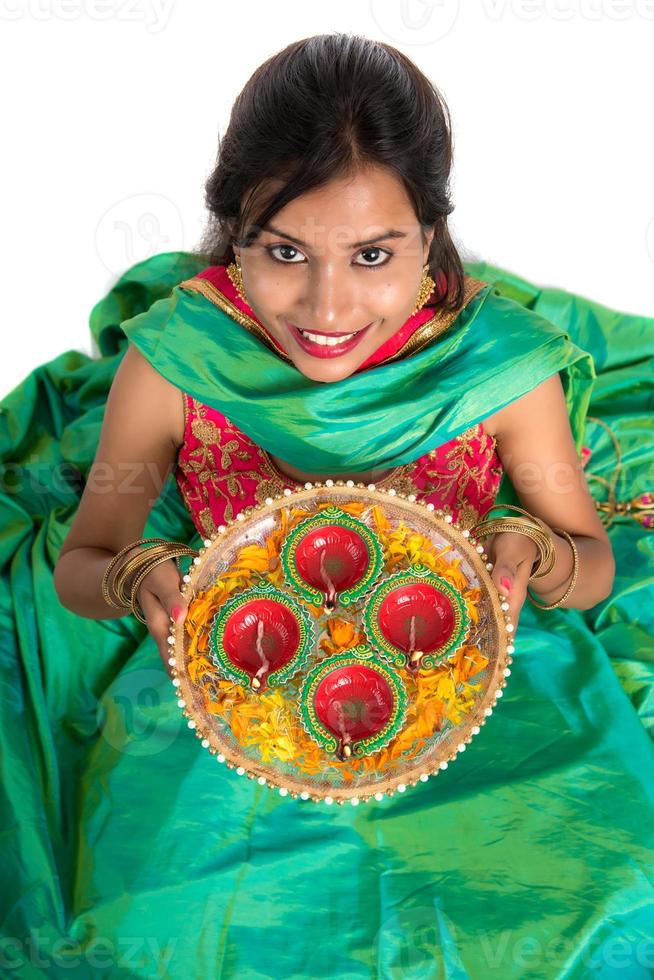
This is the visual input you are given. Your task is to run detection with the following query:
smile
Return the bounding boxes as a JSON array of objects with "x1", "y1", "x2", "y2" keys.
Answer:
[{"x1": 287, "y1": 321, "x2": 375, "y2": 358}]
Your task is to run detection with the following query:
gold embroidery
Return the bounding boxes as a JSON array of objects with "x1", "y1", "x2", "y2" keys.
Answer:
[
  {"x1": 175, "y1": 397, "x2": 266, "y2": 525},
  {"x1": 175, "y1": 397, "x2": 217, "y2": 534},
  {"x1": 258, "y1": 447, "x2": 301, "y2": 491},
  {"x1": 177, "y1": 274, "x2": 489, "y2": 366},
  {"x1": 182, "y1": 389, "x2": 189, "y2": 437},
  {"x1": 253, "y1": 477, "x2": 287, "y2": 507},
  {"x1": 175, "y1": 461, "x2": 212, "y2": 534},
  {"x1": 412, "y1": 423, "x2": 502, "y2": 528},
  {"x1": 197, "y1": 506, "x2": 217, "y2": 539}
]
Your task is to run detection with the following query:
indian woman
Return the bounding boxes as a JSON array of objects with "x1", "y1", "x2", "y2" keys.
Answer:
[{"x1": 2, "y1": 32, "x2": 653, "y2": 979}]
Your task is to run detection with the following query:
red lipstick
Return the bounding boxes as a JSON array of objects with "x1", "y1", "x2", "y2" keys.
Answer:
[{"x1": 287, "y1": 321, "x2": 374, "y2": 359}]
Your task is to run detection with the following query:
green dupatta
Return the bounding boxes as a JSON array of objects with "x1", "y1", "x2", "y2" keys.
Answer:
[{"x1": 115, "y1": 253, "x2": 595, "y2": 474}]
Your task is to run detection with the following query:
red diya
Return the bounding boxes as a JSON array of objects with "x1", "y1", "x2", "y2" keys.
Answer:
[
  {"x1": 280, "y1": 504, "x2": 384, "y2": 611},
  {"x1": 363, "y1": 564, "x2": 471, "y2": 671},
  {"x1": 168, "y1": 483, "x2": 515, "y2": 805},
  {"x1": 298, "y1": 645, "x2": 408, "y2": 761},
  {"x1": 209, "y1": 580, "x2": 315, "y2": 690}
]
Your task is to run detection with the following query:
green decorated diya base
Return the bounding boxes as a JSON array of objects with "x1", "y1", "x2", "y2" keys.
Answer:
[{"x1": 170, "y1": 484, "x2": 514, "y2": 805}]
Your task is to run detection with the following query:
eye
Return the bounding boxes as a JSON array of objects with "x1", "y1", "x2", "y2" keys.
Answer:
[
  {"x1": 266, "y1": 244, "x2": 392, "y2": 269},
  {"x1": 354, "y1": 247, "x2": 392, "y2": 269},
  {"x1": 267, "y1": 244, "x2": 305, "y2": 263}
]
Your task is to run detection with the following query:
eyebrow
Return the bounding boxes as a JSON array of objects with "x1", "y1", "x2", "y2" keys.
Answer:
[{"x1": 259, "y1": 223, "x2": 408, "y2": 250}]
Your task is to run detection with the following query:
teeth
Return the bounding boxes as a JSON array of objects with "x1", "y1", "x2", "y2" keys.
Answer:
[{"x1": 299, "y1": 329, "x2": 356, "y2": 346}]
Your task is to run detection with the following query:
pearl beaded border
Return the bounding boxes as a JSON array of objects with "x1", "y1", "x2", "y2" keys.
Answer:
[{"x1": 168, "y1": 482, "x2": 515, "y2": 806}]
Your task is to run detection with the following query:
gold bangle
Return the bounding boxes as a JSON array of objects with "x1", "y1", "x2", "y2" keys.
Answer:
[
  {"x1": 113, "y1": 543, "x2": 197, "y2": 610},
  {"x1": 507, "y1": 509, "x2": 558, "y2": 579},
  {"x1": 527, "y1": 529, "x2": 579, "y2": 610},
  {"x1": 101, "y1": 537, "x2": 171, "y2": 611},
  {"x1": 474, "y1": 505, "x2": 556, "y2": 577},
  {"x1": 129, "y1": 549, "x2": 194, "y2": 625},
  {"x1": 113, "y1": 545, "x2": 180, "y2": 607},
  {"x1": 470, "y1": 505, "x2": 556, "y2": 579},
  {"x1": 473, "y1": 519, "x2": 555, "y2": 577}
]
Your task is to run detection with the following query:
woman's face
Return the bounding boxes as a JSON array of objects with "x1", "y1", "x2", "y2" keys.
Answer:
[{"x1": 233, "y1": 166, "x2": 435, "y2": 383}]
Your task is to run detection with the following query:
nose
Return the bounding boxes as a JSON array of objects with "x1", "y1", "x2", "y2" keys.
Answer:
[{"x1": 301, "y1": 264, "x2": 360, "y2": 331}]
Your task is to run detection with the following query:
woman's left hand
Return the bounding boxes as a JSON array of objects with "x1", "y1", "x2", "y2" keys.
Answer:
[{"x1": 486, "y1": 531, "x2": 538, "y2": 631}]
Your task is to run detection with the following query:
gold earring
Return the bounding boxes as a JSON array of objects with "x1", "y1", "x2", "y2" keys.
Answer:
[
  {"x1": 226, "y1": 254, "x2": 248, "y2": 304},
  {"x1": 411, "y1": 263, "x2": 436, "y2": 315}
]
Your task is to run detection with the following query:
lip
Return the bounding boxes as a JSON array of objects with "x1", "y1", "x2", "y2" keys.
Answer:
[{"x1": 287, "y1": 321, "x2": 374, "y2": 358}]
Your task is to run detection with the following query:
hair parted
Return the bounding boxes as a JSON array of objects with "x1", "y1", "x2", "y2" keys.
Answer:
[{"x1": 194, "y1": 32, "x2": 465, "y2": 312}]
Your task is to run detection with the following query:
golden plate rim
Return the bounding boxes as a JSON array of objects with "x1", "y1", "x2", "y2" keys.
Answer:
[{"x1": 169, "y1": 484, "x2": 515, "y2": 806}]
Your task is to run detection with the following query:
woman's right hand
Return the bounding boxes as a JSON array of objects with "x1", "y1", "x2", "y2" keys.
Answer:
[{"x1": 129, "y1": 558, "x2": 189, "y2": 679}]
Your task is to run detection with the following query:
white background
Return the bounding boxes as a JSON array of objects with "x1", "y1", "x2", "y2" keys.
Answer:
[{"x1": 1, "y1": 0, "x2": 653, "y2": 397}]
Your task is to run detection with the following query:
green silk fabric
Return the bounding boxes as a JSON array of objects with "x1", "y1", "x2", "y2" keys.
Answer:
[
  {"x1": 1, "y1": 251, "x2": 653, "y2": 978},
  {"x1": 119, "y1": 257, "x2": 594, "y2": 473}
]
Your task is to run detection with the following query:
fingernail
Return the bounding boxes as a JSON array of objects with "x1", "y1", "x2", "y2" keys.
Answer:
[
  {"x1": 500, "y1": 576, "x2": 512, "y2": 594},
  {"x1": 172, "y1": 604, "x2": 186, "y2": 622}
]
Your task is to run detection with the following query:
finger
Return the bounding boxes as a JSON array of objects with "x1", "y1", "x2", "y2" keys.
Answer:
[
  {"x1": 489, "y1": 534, "x2": 536, "y2": 632},
  {"x1": 138, "y1": 587, "x2": 175, "y2": 679},
  {"x1": 506, "y1": 559, "x2": 532, "y2": 630},
  {"x1": 489, "y1": 535, "x2": 521, "y2": 600},
  {"x1": 161, "y1": 583, "x2": 188, "y2": 627},
  {"x1": 143, "y1": 561, "x2": 189, "y2": 626}
]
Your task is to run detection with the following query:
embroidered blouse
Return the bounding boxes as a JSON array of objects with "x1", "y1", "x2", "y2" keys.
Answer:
[{"x1": 174, "y1": 393, "x2": 503, "y2": 539}]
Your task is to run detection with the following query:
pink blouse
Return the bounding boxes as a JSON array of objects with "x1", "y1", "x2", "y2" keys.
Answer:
[{"x1": 174, "y1": 393, "x2": 503, "y2": 539}]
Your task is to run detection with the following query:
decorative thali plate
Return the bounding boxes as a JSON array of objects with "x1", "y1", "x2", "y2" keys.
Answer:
[{"x1": 168, "y1": 483, "x2": 514, "y2": 805}]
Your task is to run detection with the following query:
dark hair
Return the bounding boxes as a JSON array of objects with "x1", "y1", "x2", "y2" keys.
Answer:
[{"x1": 194, "y1": 32, "x2": 465, "y2": 312}]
